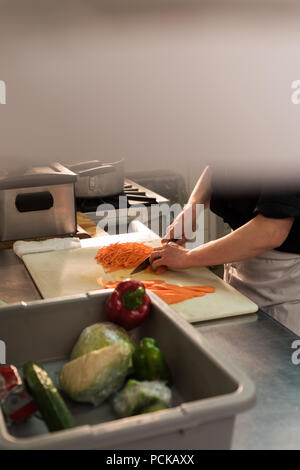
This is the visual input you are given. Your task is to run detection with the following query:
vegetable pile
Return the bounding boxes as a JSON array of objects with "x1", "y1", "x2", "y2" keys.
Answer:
[
  {"x1": 20, "y1": 322, "x2": 173, "y2": 431},
  {"x1": 58, "y1": 320, "x2": 173, "y2": 419},
  {"x1": 14, "y1": 279, "x2": 207, "y2": 435}
]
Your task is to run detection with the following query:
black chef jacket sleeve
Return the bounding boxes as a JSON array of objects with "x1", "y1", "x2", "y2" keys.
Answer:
[{"x1": 255, "y1": 190, "x2": 300, "y2": 219}]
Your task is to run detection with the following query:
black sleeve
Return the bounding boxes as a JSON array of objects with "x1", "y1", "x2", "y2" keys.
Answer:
[{"x1": 254, "y1": 190, "x2": 300, "y2": 219}]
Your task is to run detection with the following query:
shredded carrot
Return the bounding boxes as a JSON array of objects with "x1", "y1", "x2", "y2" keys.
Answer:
[
  {"x1": 95, "y1": 242, "x2": 169, "y2": 274},
  {"x1": 95, "y1": 242, "x2": 154, "y2": 273},
  {"x1": 100, "y1": 280, "x2": 215, "y2": 305}
]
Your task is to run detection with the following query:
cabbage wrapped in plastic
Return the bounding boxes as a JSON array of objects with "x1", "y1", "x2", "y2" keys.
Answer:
[
  {"x1": 112, "y1": 379, "x2": 172, "y2": 417},
  {"x1": 70, "y1": 322, "x2": 135, "y2": 360},
  {"x1": 59, "y1": 343, "x2": 131, "y2": 406}
]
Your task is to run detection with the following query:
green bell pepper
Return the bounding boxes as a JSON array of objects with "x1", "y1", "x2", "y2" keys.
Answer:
[{"x1": 132, "y1": 338, "x2": 172, "y2": 386}]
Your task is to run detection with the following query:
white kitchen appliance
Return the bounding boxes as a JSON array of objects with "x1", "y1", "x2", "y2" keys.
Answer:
[
  {"x1": 0, "y1": 163, "x2": 77, "y2": 241},
  {"x1": 66, "y1": 159, "x2": 124, "y2": 198}
]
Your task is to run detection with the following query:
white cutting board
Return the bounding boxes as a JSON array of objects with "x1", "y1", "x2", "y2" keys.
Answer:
[{"x1": 22, "y1": 234, "x2": 258, "y2": 323}]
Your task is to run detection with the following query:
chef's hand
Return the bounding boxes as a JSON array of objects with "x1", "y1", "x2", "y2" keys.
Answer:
[{"x1": 150, "y1": 243, "x2": 192, "y2": 270}]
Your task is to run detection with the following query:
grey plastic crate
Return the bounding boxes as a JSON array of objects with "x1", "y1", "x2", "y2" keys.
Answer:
[{"x1": 0, "y1": 291, "x2": 255, "y2": 450}]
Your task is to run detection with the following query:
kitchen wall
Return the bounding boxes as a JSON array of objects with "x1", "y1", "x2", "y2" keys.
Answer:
[
  {"x1": 0, "y1": 0, "x2": 300, "y2": 241},
  {"x1": 0, "y1": 1, "x2": 300, "y2": 185}
]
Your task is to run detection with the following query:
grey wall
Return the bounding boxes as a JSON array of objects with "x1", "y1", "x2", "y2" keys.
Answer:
[{"x1": 0, "y1": 0, "x2": 300, "y2": 187}]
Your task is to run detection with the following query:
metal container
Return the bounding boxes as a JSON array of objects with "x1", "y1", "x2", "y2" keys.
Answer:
[
  {"x1": 0, "y1": 291, "x2": 255, "y2": 450},
  {"x1": 67, "y1": 159, "x2": 124, "y2": 198},
  {"x1": 0, "y1": 163, "x2": 77, "y2": 241}
]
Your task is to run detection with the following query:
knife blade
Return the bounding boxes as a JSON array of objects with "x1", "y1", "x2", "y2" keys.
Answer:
[
  {"x1": 130, "y1": 256, "x2": 152, "y2": 275},
  {"x1": 130, "y1": 238, "x2": 180, "y2": 275}
]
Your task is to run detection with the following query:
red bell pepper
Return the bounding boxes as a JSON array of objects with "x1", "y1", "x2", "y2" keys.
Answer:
[{"x1": 105, "y1": 279, "x2": 151, "y2": 330}]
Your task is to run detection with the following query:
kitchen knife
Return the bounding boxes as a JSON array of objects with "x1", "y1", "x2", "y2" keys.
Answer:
[{"x1": 130, "y1": 238, "x2": 180, "y2": 275}]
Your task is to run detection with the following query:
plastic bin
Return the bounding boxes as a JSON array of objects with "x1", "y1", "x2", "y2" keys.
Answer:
[{"x1": 0, "y1": 291, "x2": 255, "y2": 449}]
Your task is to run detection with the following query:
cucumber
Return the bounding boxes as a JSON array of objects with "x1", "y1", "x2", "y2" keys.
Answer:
[{"x1": 23, "y1": 361, "x2": 76, "y2": 432}]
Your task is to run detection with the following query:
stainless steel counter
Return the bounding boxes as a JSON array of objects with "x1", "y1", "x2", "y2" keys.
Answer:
[
  {"x1": 196, "y1": 312, "x2": 300, "y2": 449},
  {"x1": 1, "y1": 248, "x2": 299, "y2": 449},
  {"x1": 0, "y1": 249, "x2": 40, "y2": 303}
]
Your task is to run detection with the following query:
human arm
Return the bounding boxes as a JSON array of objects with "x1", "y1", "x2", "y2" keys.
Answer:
[
  {"x1": 162, "y1": 165, "x2": 212, "y2": 244},
  {"x1": 151, "y1": 214, "x2": 295, "y2": 270}
]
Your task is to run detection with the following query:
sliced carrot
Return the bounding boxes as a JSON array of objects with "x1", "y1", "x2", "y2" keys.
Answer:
[
  {"x1": 184, "y1": 285, "x2": 215, "y2": 293},
  {"x1": 99, "y1": 279, "x2": 214, "y2": 305},
  {"x1": 140, "y1": 280, "x2": 165, "y2": 285},
  {"x1": 147, "y1": 284, "x2": 174, "y2": 291},
  {"x1": 103, "y1": 281, "x2": 119, "y2": 288}
]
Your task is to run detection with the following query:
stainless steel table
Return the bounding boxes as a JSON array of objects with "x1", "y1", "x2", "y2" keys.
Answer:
[
  {"x1": 196, "y1": 313, "x2": 300, "y2": 449},
  {"x1": 1, "y1": 248, "x2": 299, "y2": 449},
  {"x1": 0, "y1": 249, "x2": 40, "y2": 303}
]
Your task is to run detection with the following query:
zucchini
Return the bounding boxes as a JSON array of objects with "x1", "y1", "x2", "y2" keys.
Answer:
[{"x1": 23, "y1": 360, "x2": 76, "y2": 432}]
